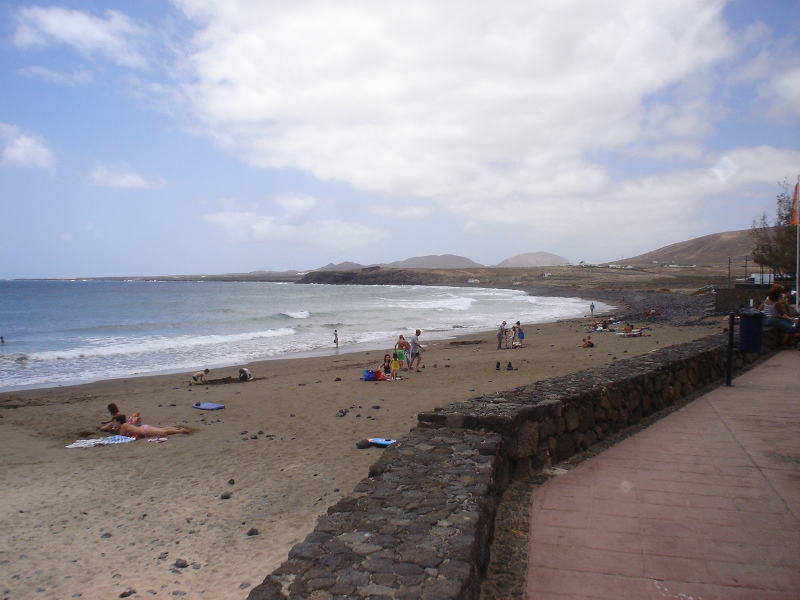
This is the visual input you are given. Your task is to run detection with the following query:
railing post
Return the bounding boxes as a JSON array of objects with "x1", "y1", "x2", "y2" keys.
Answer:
[{"x1": 726, "y1": 311, "x2": 735, "y2": 386}]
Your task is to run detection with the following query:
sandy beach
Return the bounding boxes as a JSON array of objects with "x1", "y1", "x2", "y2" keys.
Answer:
[{"x1": 0, "y1": 313, "x2": 721, "y2": 599}]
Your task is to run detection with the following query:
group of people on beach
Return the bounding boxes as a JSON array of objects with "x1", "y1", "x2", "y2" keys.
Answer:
[
  {"x1": 497, "y1": 321, "x2": 525, "y2": 349},
  {"x1": 99, "y1": 403, "x2": 189, "y2": 439},
  {"x1": 373, "y1": 330, "x2": 425, "y2": 380},
  {"x1": 190, "y1": 367, "x2": 252, "y2": 385},
  {"x1": 588, "y1": 318, "x2": 616, "y2": 332}
]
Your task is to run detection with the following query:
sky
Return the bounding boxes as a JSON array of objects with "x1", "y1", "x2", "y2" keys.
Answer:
[{"x1": 1, "y1": 0, "x2": 799, "y2": 278}]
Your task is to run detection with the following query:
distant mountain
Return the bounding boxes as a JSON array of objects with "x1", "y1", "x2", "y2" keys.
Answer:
[
  {"x1": 316, "y1": 261, "x2": 367, "y2": 271},
  {"x1": 495, "y1": 252, "x2": 571, "y2": 268},
  {"x1": 384, "y1": 254, "x2": 484, "y2": 269},
  {"x1": 622, "y1": 229, "x2": 753, "y2": 266}
]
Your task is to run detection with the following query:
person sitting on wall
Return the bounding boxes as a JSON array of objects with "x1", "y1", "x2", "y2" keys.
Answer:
[{"x1": 759, "y1": 286, "x2": 797, "y2": 346}]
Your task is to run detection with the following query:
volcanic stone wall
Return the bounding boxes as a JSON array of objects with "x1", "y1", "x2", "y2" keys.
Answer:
[{"x1": 247, "y1": 331, "x2": 777, "y2": 600}]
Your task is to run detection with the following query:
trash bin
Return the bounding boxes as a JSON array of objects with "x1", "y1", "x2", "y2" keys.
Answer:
[{"x1": 738, "y1": 309, "x2": 764, "y2": 353}]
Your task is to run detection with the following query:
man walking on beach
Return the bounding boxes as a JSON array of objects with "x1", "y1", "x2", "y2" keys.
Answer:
[
  {"x1": 497, "y1": 321, "x2": 506, "y2": 349},
  {"x1": 409, "y1": 329, "x2": 424, "y2": 372},
  {"x1": 590, "y1": 302, "x2": 595, "y2": 316}
]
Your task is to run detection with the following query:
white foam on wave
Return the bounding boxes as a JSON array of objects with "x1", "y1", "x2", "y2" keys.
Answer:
[
  {"x1": 283, "y1": 311, "x2": 310, "y2": 319},
  {"x1": 25, "y1": 328, "x2": 296, "y2": 362},
  {"x1": 381, "y1": 295, "x2": 476, "y2": 312}
]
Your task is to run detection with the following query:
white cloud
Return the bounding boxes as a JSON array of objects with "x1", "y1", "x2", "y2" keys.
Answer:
[
  {"x1": 90, "y1": 164, "x2": 164, "y2": 189},
  {"x1": 204, "y1": 194, "x2": 384, "y2": 250},
  {"x1": 276, "y1": 193, "x2": 317, "y2": 219},
  {"x1": 172, "y1": 0, "x2": 741, "y2": 237},
  {"x1": 370, "y1": 205, "x2": 432, "y2": 219},
  {"x1": 14, "y1": 7, "x2": 149, "y2": 69},
  {"x1": 17, "y1": 65, "x2": 94, "y2": 85},
  {"x1": 217, "y1": 197, "x2": 257, "y2": 210},
  {"x1": 205, "y1": 211, "x2": 383, "y2": 250},
  {"x1": 771, "y1": 65, "x2": 800, "y2": 117},
  {"x1": 0, "y1": 123, "x2": 54, "y2": 169}
]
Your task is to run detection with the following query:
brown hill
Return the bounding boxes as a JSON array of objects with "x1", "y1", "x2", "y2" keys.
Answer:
[
  {"x1": 385, "y1": 254, "x2": 484, "y2": 268},
  {"x1": 496, "y1": 251, "x2": 571, "y2": 267},
  {"x1": 622, "y1": 229, "x2": 753, "y2": 266}
]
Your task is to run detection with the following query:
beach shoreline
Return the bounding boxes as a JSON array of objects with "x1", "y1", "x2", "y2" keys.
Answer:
[
  {"x1": 0, "y1": 283, "x2": 618, "y2": 394},
  {"x1": 0, "y1": 291, "x2": 721, "y2": 599}
]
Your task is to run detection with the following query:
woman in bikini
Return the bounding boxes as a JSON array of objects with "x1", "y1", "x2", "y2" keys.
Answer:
[
  {"x1": 112, "y1": 415, "x2": 190, "y2": 439},
  {"x1": 379, "y1": 354, "x2": 392, "y2": 376}
]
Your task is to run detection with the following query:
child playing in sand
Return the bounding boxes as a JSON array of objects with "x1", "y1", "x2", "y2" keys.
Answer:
[
  {"x1": 100, "y1": 404, "x2": 141, "y2": 431},
  {"x1": 390, "y1": 352, "x2": 402, "y2": 380},
  {"x1": 99, "y1": 403, "x2": 122, "y2": 431},
  {"x1": 580, "y1": 336, "x2": 594, "y2": 348},
  {"x1": 192, "y1": 369, "x2": 210, "y2": 384}
]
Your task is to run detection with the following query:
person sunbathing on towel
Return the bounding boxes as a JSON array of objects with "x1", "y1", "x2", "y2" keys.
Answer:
[{"x1": 113, "y1": 415, "x2": 189, "y2": 439}]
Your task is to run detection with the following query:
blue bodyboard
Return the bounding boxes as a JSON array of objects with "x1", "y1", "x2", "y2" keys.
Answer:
[
  {"x1": 192, "y1": 402, "x2": 225, "y2": 410},
  {"x1": 368, "y1": 438, "x2": 396, "y2": 447}
]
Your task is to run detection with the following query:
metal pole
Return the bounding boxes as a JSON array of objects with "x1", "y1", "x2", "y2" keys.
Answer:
[
  {"x1": 796, "y1": 175, "x2": 799, "y2": 312},
  {"x1": 726, "y1": 311, "x2": 735, "y2": 387}
]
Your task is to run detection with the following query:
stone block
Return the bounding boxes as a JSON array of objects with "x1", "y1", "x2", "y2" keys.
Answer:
[
  {"x1": 554, "y1": 434, "x2": 576, "y2": 461},
  {"x1": 539, "y1": 419, "x2": 556, "y2": 439},
  {"x1": 579, "y1": 404, "x2": 595, "y2": 430},
  {"x1": 570, "y1": 430, "x2": 585, "y2": 450},
  {"x1": 563, "y1": 405, "x2": 581, "y2": 432},
  {"x1": 584, "y1": 428, "x2": 597, "y2": 448},
  {"x1": 593, "y1": 405, "x2": 607, "y2": 421},
  {"x1": 623, "y1": 393, "x2": 640, "y2": 411},
  {"x1": 513, "y1": 421, "x2": 539, "y2": 459}
]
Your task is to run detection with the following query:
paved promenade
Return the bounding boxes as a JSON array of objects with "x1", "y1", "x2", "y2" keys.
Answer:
[{"x1": 525, "y1": 351, "x2": 800, "y2": 599}]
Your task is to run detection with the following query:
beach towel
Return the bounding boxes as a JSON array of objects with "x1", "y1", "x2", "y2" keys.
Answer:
[
  {"x1": 66, "y1": 435, "x2": 136, "y2": 448},
  {"x1": 192, "y1": 402, "x2": 226, "y2": 410}
]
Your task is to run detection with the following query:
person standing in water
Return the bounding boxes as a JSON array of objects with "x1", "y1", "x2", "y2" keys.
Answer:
[{"x1": 334, "y1": 329, "x2": 339, "y2": 348}]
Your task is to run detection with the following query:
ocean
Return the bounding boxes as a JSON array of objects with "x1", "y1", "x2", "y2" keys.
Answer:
[{"x1": 0, "y1": 280, "x2": 604, "y2": 391}]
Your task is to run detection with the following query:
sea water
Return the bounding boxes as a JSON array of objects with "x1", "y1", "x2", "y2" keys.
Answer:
[{"x1": 0, "y1": 280, "x2": 605, "y2": 391}]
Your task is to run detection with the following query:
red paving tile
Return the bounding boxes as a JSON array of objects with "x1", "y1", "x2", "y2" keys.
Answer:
[{"x1": 526, "y1": 352, "x2": 800, "y2": 599}]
